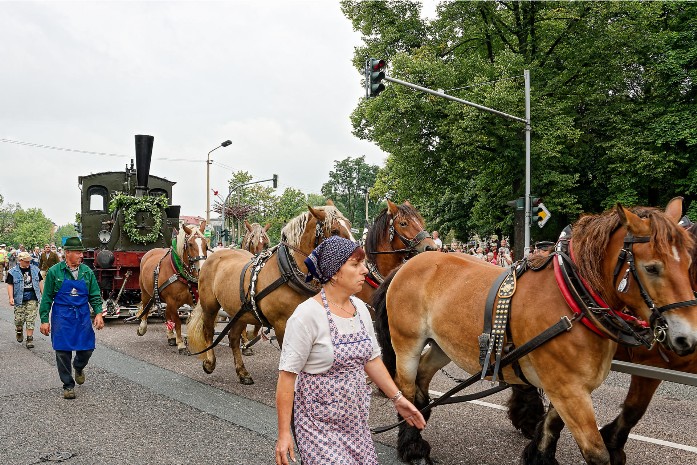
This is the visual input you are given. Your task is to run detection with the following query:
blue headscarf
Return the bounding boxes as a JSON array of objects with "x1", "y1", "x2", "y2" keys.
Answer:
[{"x1": 304, "y1": 236, "x2": 358, "y2": 284}]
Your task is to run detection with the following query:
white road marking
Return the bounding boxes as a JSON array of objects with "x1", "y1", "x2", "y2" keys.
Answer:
[{"x1": 428, "y1": 389, "x2": 697, "y2": 453}]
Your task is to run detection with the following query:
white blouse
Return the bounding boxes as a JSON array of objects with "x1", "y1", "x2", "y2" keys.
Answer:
[{"x1": 278, "y1": 296, "x2": 381, "y2": 374}]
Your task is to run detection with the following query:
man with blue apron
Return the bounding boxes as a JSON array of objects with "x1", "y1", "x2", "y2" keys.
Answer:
[{"x1": 39, "y1": 237, "x2": 104, "y2": 399}]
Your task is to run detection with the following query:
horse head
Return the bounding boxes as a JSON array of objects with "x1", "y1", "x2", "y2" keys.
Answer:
[
  {"x1": 384, "y1": 199, "x2": 437, "y2": 254},
  {"x1": 179, "y1": 220, "x2": 209, "y2": 276},
  {"x1": 574, "y1": 197, "x2": 697, "y2": 356},
  {"x1": 281, "y1": 201, "x2": 353, "y2": 255},
  {"x1": 242, "y1": 220, "x2": 271, "y2": 255}
]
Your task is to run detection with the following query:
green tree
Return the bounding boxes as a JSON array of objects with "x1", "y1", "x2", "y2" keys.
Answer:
[
  {"x1": 321, "y1": 156, "x2": 381, "y2": 229},
  {"x1": 7, "y1": 208, "x2": 54, "y2": 248},
  {"x1": 55, "y1": 223, "x2": 78, "y2": 241},
  {"x1": 342, "y1": 1, "x2": 697, "y2": 243}
]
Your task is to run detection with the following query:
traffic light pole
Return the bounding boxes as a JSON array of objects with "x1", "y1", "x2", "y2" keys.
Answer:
[{"x1": 381, "y1": 71, "x2": 532, "y2": 255}]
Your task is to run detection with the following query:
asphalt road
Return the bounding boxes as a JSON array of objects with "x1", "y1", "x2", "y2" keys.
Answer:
[{"x1": 1, "y1": 282, "x2": 696, "y2": 465}]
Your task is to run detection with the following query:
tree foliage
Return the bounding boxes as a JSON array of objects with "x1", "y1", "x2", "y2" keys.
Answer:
[
  {"x1": 321, "y1": 156, "x2": 382, "y2": 230},
  {"x1": 342, "y1": 0, "x2": 697, "y2": 242}
]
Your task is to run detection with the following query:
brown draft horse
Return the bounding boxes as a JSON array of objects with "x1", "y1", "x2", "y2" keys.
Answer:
[
  {"x1": 354, "y1": 199, "x2": 437, "y2": 306},
  {"x1": 136, "y1": 222, "x2": 208, "y2": 354},
  {"x1": 187, "y1": 203, "x2": 353, "y2": 384},
  {"x1": 373, "y1": 199, "x2": 697, "y2": 465},
  {"x1": 507, "y1": 218, "x2": 697, "y2": 465},
  {"x1": 238, "y1": 220, "x2": 271, "y2": 354}
]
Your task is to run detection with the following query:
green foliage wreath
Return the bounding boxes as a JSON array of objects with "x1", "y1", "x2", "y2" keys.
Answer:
[{"x1": 109, "y1": 193, "x2": 168, "y2": 244}]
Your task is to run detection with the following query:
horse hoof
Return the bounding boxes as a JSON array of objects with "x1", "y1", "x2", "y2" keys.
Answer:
[
  {"x1": 239, "y1": 376, "x2": 255, "y2": 385},
  {"x1": 178, "y1": 347, "x2": 190, "y2": 356},
  {"x1": 168, "y1": 338, "x2": 177, "y2": 346},
  {"x1": 242, "y1": 347, "x2": 254, "y2": 356},
  {"x1": 202, "y1": 360, "x2": 216, "y2": 374},
  {"x1": 137, "y1": 327, "x2": 147, "y2": 336}
]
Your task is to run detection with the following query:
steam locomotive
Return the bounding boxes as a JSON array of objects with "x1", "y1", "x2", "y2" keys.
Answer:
[{"x1": 78, "y1": 135, "x2": 181, "y2": 317}]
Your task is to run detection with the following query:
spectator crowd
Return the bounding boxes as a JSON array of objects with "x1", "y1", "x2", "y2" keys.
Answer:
[{"x1": 430, "y1": 232, "x2": 514, "y2": 267}]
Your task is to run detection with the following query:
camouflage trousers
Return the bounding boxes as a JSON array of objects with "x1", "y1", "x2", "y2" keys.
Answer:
[{"x1": 15, "y1": 300, "x2": 39, "y2": 330}]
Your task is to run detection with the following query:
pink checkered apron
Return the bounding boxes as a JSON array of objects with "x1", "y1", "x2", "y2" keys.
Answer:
[{"x1": 293, "y1": 292, "x2": 378, "y2": 464}]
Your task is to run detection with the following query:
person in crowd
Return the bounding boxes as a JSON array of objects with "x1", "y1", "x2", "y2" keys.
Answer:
[
  {"x1": 497, "y1": 238, "x2": 513, "y2": 266},
  {"x1": 39, "y1": 237, "x2": 104, "y2": 399},
  {"x1": 0, "y1": 244, "x2": 7, "y2": 280},
  {"x1": 490, "y1": 243, "x2": 499, "y2": 263},
  {"x1": 57, "y1": 247, "x2": 64, "y2": 261},
  {"x1": 275, "y1": 236, "x2": 426, "y2": 465},
  {"x1": 432, "y1": 230, "x2": 442, "y2": 251},
  {"x1": 39, "y1": 244, "x2": 60, "y2": 279},
  {"x1": 8, "y1": 248, "x2": 18, "y2": 270},
  {"x1": 487, "y1": 251, "x2": 497, "y2": 264},
  {"x1": 6, "y1": 251, "x2": 43, "y2": 349},
  {"x1": 31, "y1": 246, "x2": 41, "y2": 267}
]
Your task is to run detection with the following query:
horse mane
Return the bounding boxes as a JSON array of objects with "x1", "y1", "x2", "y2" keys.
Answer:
[
  {"x1": 242, "y1": 223, "x2": 269, "y2": 251},
  {"x1": 365, "y1": 203, "x2": 424, "y2": 259},
  {"x1": 573, "y1": 206, "x2": 694, "y2": 299},
  {"x1": 688, "y1": 223, "x2": 697, "y2": 286},
  {"x1": 281, "y1": 206, "x2": 348, "y2": 248},
  {"x1": 176, "y1": 224, "x2": 202, "y2": 257}
]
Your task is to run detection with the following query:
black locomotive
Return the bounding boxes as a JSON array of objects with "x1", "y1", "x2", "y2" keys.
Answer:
[{"x1": 78, "y1": 135, "x2": 181, "y2": 317}]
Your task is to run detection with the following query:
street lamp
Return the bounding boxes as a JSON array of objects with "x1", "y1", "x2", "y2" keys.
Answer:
[{"x1": 206, "y1": 140, "x2": 232, "y2": 224}]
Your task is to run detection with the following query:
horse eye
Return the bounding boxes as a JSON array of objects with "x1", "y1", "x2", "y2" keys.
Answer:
[
  {"x1": 331, "y1": 229, "x2": 340, "y2": 236},
  {"x1": 400, "y1": 221, "x2": 408, "y2": 227},
  {"x1": 644, "y1": 264, "x2": 660, "y2": 275}
]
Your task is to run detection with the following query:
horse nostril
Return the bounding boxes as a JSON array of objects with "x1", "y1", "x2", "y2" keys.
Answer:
[{"x1": 674, "y1": 336, "x2": 689, "y2": 351}]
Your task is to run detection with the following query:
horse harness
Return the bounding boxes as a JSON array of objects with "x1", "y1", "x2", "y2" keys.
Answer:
[
  {"x1": 189, "y1": 240, "x2": 324, "y2": 356},
  {"x1": 134, "y1": 246, "x2": 201, "y2": 321}
]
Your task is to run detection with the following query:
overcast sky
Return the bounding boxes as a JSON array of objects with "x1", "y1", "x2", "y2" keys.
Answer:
[{"x1": 0, "y1": 1, "x2": 436, "y2": 227}]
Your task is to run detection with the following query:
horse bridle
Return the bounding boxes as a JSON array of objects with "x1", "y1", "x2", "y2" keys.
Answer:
[
  {"x1": 182, "y1": 232, "x2": 207, "y2": 276},
  {"x1": 612, "y1": 232, "x2": 697, "y2": 343},
  {"x1": 369, "y1": 214, "x2": 432, "y2": 257}
]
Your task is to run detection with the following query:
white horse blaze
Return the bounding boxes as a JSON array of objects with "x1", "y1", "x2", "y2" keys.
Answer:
[
  {"x1": 195, "y1": 237, "x2": 204, "y2": 269},
  {"x1": 672, "y1": 246, "x2": 681, "y2": 262},
  {"x1": 339, "y1": 218, "x2": 356, "y2": 242}
]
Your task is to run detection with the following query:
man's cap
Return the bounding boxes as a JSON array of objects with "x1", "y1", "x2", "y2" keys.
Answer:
[
  {"x1": 18, "y1": 251, "x2": 32, "y2": 262},
  {"x1": 63, "y1": 237, "x2": 85, "y2": 251},
  {"x1": 0, "y1": 244, "x2": 5, "y2": 247}
]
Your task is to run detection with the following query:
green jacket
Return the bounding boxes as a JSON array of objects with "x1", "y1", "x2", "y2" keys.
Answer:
[{"x1": 39, "y1": 262, "x2": 103, "y2": 323}]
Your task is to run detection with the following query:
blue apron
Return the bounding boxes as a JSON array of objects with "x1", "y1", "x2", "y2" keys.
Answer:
[{"x1": 50, "y1": 269, "x2": 95, "y2": 351}]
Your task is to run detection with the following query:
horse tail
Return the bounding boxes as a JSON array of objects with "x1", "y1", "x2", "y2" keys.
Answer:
[
  {"x1": 373, "y1": 269, "x2": 398, "y2": 378},
  {"x1": 186, "y1": 303, "x2": 208, "y2": 359}
]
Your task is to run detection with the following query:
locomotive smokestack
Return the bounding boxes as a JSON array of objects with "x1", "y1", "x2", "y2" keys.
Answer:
[{"x1": 134, "y1": 134, "x2": 154, "y2": 197}]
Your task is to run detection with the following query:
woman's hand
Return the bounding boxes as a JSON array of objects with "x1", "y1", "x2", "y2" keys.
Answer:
[
  {"x1": 394, "y1": 396, "x2": 427, "y2": 430},
  {"x1": 275, "y1": 432, "x2": 296, "y2": 464}
]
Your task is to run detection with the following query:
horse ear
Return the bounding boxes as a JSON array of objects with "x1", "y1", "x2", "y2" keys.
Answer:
[
  {"x1": 387, "y1": 199, "x2": 398, "y2": 216},
  {"x1": 244, "y1": 220, "x2": 253, "y2": 232},
  {"x1": 616, "y1": 203, "x2": 645, "y2": 234},
  {"x1": 308, "y1": 205, "x2": 327, "y2": 221},
  {"x1": 264, "y1": 223, "x2": 271, "y2": 232},
  {"x1": 182, "y1": 224, "x2": 193, "y2": 235},
  {"x1": 404, "y1": 199, "x2": 412, "y2": 206},
  {"x1": 664, "y1": 197, "x2": 684, "y2": 223},
  {"x1": 199, "y1": 220, "x2": 206, "y2": 232},
  {"x1": 326, "y1": 199, "x2": 335, "y2": 206}
]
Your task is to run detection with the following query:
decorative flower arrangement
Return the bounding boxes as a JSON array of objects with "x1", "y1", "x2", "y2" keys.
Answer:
[{"x1": 108, "y1": 193, "x2": 168, "y2": 244}]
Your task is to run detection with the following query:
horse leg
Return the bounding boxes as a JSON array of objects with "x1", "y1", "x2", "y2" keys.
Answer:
[
  {"x1": 395, "y1": 340, "x2": 433, "y2": 464},
  {"x1": 524, "y1": 390, "x2": 610, "y2": 465},
  {"x1": 229, "y1": 319, "x2": 254, "y2": 385},
  {"x1": 136, "y1": 300, "x2": 150, "y2": 336},
  {"x1": 172, "y1": 311, "x2": 189, "y2": 355},
  {"x1": 240, "y1": 325, "x2": 255, "y2": 356},
  {"x1": 521, "y1": 405, "x2": 564, "y2": 465},
  {"x1": 508, "y1": 385, "x2": 546, "y2": 439},
  {"x1": 599, "y1": 376, "x2": 661, "y2": 465}
]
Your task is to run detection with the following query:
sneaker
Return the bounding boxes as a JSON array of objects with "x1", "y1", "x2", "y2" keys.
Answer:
[
  {"x1": 63, "y1": 389, "x2": 76, "y2": 399},
  {"x1": 74, "y1": 369, "x2": 85, "y2": 385},
  {"x1": 25, "y1": 336, "x2": 34, "y2": 349},
  {"x1": 16, "y1": 328, "x2": 23, "y2": 343}
]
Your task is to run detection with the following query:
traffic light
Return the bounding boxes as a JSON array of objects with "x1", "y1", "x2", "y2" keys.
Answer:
[
  {"x1": 531, "y1": 197, "x2": 543, "y2": 223},
  {"x1": 272, "y1": 174, "x2": 278, "y2": 188},
  {"x1": 365, "y1": 58, "x2": 386, "y2": 98}
]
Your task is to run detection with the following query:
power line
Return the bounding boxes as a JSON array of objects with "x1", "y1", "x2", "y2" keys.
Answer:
[{"x1": 0, "y1": 138, "x2": 201, "y2": 163}]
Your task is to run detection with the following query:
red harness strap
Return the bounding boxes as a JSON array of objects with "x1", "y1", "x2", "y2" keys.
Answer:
[
  {"x1": 553, "y1": 241, "x2": 648, "y2": 339},
  {"x1": 364, "y1": 276, "x2": 380, "y2": 289}
]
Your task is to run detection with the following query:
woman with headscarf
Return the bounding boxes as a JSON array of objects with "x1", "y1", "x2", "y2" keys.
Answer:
[{"x1": 275, "y1": 236, "x2": 426, "y2": 465}]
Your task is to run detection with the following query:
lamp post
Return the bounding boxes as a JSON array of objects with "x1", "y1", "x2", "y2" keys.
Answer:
[{"x1": 206, "y1": 140, "x2": 232, "y2": 224}]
